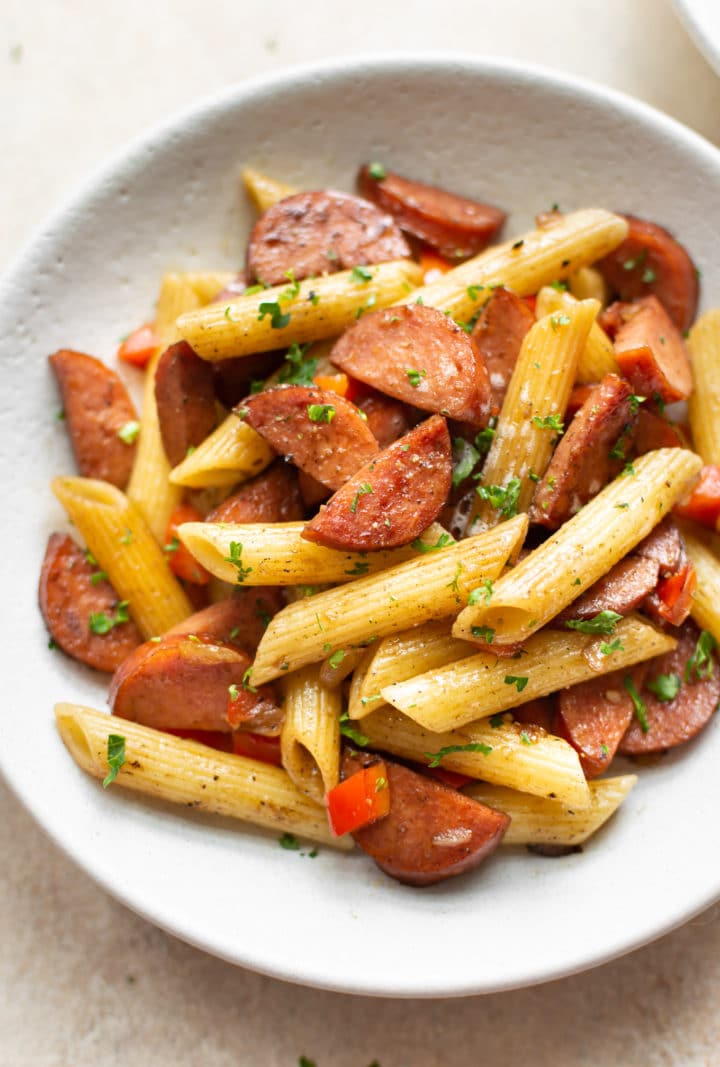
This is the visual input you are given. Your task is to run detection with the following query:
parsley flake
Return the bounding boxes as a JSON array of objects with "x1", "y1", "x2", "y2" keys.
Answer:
[
  {"x1": 425, "y1": 742, "x2": 492, "y2": 767},
  {"x1": 279, "y1": 832, "x2": 301, "y2": 850},
  {"x1": 646, "y1": 672, "x2": 681, "y2": 702},
  {"x1": 406, "y1": 367, "x2": 427, "y2": 388},
  {"x1": 685, "y1": 630, "x2": 716, "y2": 682},
  {"x1": 471, "y1": 625, "x2": 495, "y2": 644},
  {"x1": 624, "y1": 675, "x2": 649, "y2": 733},
  {"x1": 411, "y1": 532, "x2": 452, "y2": 552},
  {"x1": 103, "y1": 734, "x2": 126, "y2": 788},
  {"x1": 351, "y1": 265, "x2": 373, "y2": 284},
  {"x1": 117, "y1": 420, "x2": 140, "y2": 444},
  {"x1": 350, "y1": 482, "x2": 374, "y2": 513},
  {"x1": 339, "y1": 711, "x2": 369, "y2": 747},
  {"x1": 565, "y1": 610, "x2": 622, "y2": 635},
  {"x1": 451, "y1": 437, "x2": 480, "y2": 488},
  {"x1": 505, "y1": 675, "x2": 528, "y2": 692},
  {"x1": 278, "y1": 342, "x2": 317, "y2": 385},
  {"x1": 328, "y1": 650, "x2": 345, "y2": 669},
  {"x1": 599, "y1": 638, "x2": 624, "y2": 656},
  {"x1": 367, "y1": 162, "x2": 386, "y2": 180},
  {"x1": 476, "y1": 478, "x2": 522, "y2": 518},
  {"x1": 307, "y1": 403, "x2": 336, "y2": 423},
  {"x1": 550, "y1": 313, "x2": 571, "y2": 331},
  {"x1": 258, "y1": 301, "x2": 291, "y2": 330},
  {"x1": 89, "y1": 601, "x2": 130, "y2": 635},
  {"x1": 532, "y1": 414, "x2": 564, "y2": 434},
  {"x1": 224, "y1": 541, "x2": 253, "y2": 584}
]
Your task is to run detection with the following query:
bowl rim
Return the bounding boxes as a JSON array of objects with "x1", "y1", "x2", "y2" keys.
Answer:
[{"x1": 3, "y1": 51, "x2": 720, "y2": 997}]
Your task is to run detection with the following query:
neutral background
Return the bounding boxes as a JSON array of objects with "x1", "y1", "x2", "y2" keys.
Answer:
[{"x1": 2, "y1": 1, "x2": 720, "y2": 1064}]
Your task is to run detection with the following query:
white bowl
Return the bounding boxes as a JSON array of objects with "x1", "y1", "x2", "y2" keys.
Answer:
[
  {"x1": 2, "y1": 54, "x2": 719, "y2": 998},
  {"x1": 674, "y1": 0, "x2": 720, "y2": 76}
]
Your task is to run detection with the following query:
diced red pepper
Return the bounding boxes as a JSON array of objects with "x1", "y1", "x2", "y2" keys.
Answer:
[
  {"x1": 164, "y1": 728, "x2": 233, "y2": 752},
  {"x1": 164, "y1": 504, "x2": 211, "y2": 585},
  {"x1": 313, "y1": 372, "x2": 349, "y2": 398},
  {"x1": 231, "y1": 732, "x2": 283, "y2": 767},
  {"x1": 424, "y1": 766, "x2": 475, "y2": 789},
  {"x1": 326, "y1": 760, "x2": 391, "y2": 836},
  {"x1": 653, "y1": 560, "x2": 697, "y2": 626},
  {"x1": 418, "y1": 247, "x2": 454, "y2": 283},
  {"x1": 674, "y1": 465, "x2": 720, "y2": 527},
  {"x1": 117, "y1": 323, "x2": 158, "y2": 368}
]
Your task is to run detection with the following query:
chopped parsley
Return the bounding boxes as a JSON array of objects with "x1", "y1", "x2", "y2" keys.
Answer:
[
  {"x1": 280, "y1": 269, "x2": 300, "y2": 301},
  {"x1": 474, "y1": 418, "x2": 497, "y2": 454},
  {"x1": 476, "y1": 478, "x2": 522, "y2": 518},
  {"x1": 228, "y1": 683, "x2": 240, "y2": 702},
  {"x1": 350, "y1": 482, "x2": 374, "y2": 513},
  {"x1": 411, "y1": 532, "x2": 452, "y2": 552},
  {"x1": 258, "y1": 300, "x2": 291, "y2": 330},
  {"x1": 599, "y1": 638, "x2": 624, "y2": 656},
  {"x1": 628, "y1": 394, "x2": 646, "y2": 415},
  {"x1": 685, "y1": 630, "x2": 717, "y2": 682},
  {"x1": 532, "y1": 414, "x2": 564, "y2": 434},
  {"x1": 425, "y1": 742, "x2": 493, "y2": 767},
  {"x1": 89, "y1": 601, "x2": 130, "y2": 635},
  {"x1": 351, "y1": 265, "x2": 373, "y2": 284},
  {"x1": 339, "y1": 711, "x2": 369, "y2": 747},
  {"x1": 242, "y1": 667, "x2": 257, "y2": 693},
  {"x1": 468, "y1": 579, "x2": 493, "y2": 606},
  {"x1": 565, "y1": 610, "x2": 622, "y2": 635},
  {"x1": 278, "y1": 342, "x2": 317, "y2": 385},
  {"x1": 520, "y1": 731, "x2": 533, "y2": 746},
  {"x1": 307, "y1": 403, "x2": 336, "y2": 423},
  {"x1": 406, "y1": 367, "x2": 427, "y2": 388},
  {"x1": 550, "y1": 313, "x2": 571, "y2": 331},
  {"x1": 621, "y1": 462, "x2": 636, "y2": 477},
  {"x1": 646, "y1": 672, "x2": 681, "y2": 702},
  {"x1": 451, "y1": 437, "x2": 480, "y2": 488},
  {"x1": 471, "y1": 625, "x2": 495, "y2": 643},
  {"x1": 163, "y1": 536, "x2": 180, "y2": 556},
  {"x1": 367, "y1": 161, "x2": 386, "y2": 180},
  {"x1": 103, "y1": 734, "x2": 126, "y2": 788},
  {"x1": 505, "y1": 675, "x2": 528, "y2": 692},
  {"x1": 345, "y1": 560, "x2": 370, "y2": 576},
  {"x1": 224, "y1": 541, "x2": 252, "y2": 583},
  {"x1": 328, "y1": 650, "x2": 345, "y2": 669},
  {"x1": 279, "y1": 832, "x2": 301, "y2": 850},
  {"x1": 89, "y1": 569, "x2": 108, "y2": 586},
  {"x1": 117, "y1": 420, "x2": 140, "y2": 444},
  {"x1": 642, "y1": 267, "x2": 657, "y2": 284},
  {"x1": 624, "y1": 675, "x2": 649, "y2": 733},
  {"x1": 512, "y1": 239, "x2": 525, "y2": 250},
  {"x1": 467, "y1": 284, "x2": 485, "y2": 300},
  {"x1": 360, "y1": 693, "x2": 382, "y2": 706}
]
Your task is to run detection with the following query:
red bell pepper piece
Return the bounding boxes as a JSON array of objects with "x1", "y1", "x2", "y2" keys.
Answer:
[
  {"x1": 326, "y1": 760, "x2": 391, "y2": 836},
  {"x1": 117, "y1": 323, "x2": 158, "y2": 368},
  {"x1": 674, "y1": 465, "x2": 720, "y2": 527},
  {"x1": 231, "y1": 732, "x2": 283, "y2": 767},
  {"x1": 164, "y1": 504, "x2": 211, "y2": 585}
]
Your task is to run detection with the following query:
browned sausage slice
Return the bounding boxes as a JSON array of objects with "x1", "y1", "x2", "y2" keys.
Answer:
[
  {"x1": 205, "y1": 462, "x2": 303, "y2": 524},
  {"x1": 471, "y1": 287, "x2": 535, "y2": 413},
  {"x1": 330, "y1": 305, "x2": 491, "y2": 424},
  {"x1": 613, "y1": 296, "x2": 693, "y2": 404},
  {"x1": 619, "y1": 620, "x2": 720, "y2": 754},
  {"x1": 595, "y1": 215, "x2": 699, "y2": 333},
  {"x1": 246, "y1": 190, "x2": 410, "y2": 285},
  {"x1": 357, "y1": 392, "x2": 413, "y2": 449},
  {"x1": 530, "y1": 373, "x2": 637, "y2": 529},
  {"x1": 634, "y1": 517, "x2": 684, "y2": 576},
  {"x1": 298, "y1": 470, "x2": 331, "y2": 509},
  {"x1": 633, "y1": 408, "x2": 687, "y2": 454},
  {"x1": 39, "y1": 532, "x2": 142, "y2": 672},
  {"x1": 213, "y1": 352, "x2": 286, "y2": 409},
  {"x1": 556, "y1": 556, "x2": 660, "y2": 624},
  {"x1": 110, "y1": 634, "x2": 282, "y2": 735},
  {"x1": 343, "y1": 751, "x2": 509, "y2": 886},
  {"x1": 358, "y1": 166, "x2": 505, "y2": 261},
  {"x1": 154, "y1": 340, "x2": 217, "y2": 467},
  {"x1": 239, "y1": 385, "x2": 379, "y2": 490},
  {"x1": 511, "y1": 697, "x2": 557, "y2": 734},
  {"x1": 49, "y1": 349, "x2": 138, "y2": 489},
  {"x1": 556, "y1": 667, "x2": 644, "y2": 778},
  {"x1": 165, "y1": 587, "x2": 284, "y2": 654},
  {"x1": 302, "y1": 415, "x2": 451, "y2": 551}
]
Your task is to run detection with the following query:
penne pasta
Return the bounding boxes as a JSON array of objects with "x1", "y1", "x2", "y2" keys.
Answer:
[
  {"x1": 56, "y1": 703, "x2": 348, "y2": 848},
  {"x1": 318, "y1": 646, "x2": 365, "y2": 689},
  {"x1": 567, "y1": 265, "x2": 609, "y2": 305},
  {"x1": 52, "y1": 477, "x2": 192, "y2": 638},
  {"x1": 250, "y1": 516, "x2": 528, "y2": 684},
  {"x1": 361, "y1": 707, "x2": 591, "y2": 808},
  {"x1": 177, "y1": 520, "x2": 454, "y2": 586},
  {"x1": 126, "y1": 274, "x2": 202, "y2": 540},
  {"x1": 680, "y1": 526, "x2": 720, "y2": 644},
  {"x1": 176, "y1": 259, "x2": 423, "y2": 361},
  {"x1": 180, "y1": 271, "x2": 236, "y2": 304},
  {"x1": 396, "y1": 208, "x2": 628, "y2": 321},
  {"x1": 382, "y1": 615, "x2": 676, "y2": 733},
  {"x1": 466, "y1": 300, "x2": 599, "y2": 533},
  {"x1": 242, "y1": 167, "x2": 299, "y2": 213},
  {"x1": 280, "y1": 665, "x2": 341, "y2": 802},
  {"x1": 348, "y1": 620, "x2": 475, "y2": 719},
  {"x1": 454, "y1": 448, "x2": 703, "y2": 645},
  {"x1": 169, "y1": 413, "x2": 274, "y2": 489},
  {"x1": 534, "y1": 285, "x2": 618, "y2": 382},
  {"x1": 687, "y1": 309, "x2": 720, "y2": 466},
  {"x1": 465, "y1": 776, "x2": 637, "y2": 846}
]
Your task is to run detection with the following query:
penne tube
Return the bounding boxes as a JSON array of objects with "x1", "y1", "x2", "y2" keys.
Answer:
[
  {"x1": 250, "y1": 516, "x2": 528, "y2": 684},
  {"x1": 347, "y1": 647, "x2": 376, "y2": 720},
  {"x1": 242, "y1": 167, "x2": 299, "y2": 213},
  {"x1": 280, "y1": 666, "x2": 341, "y2": 802},
  {"x1": 52, "y1": 477, "x2": 192, "y2": 638},
  {"x1": 177, "y1": 259, "x2": 423, "y2": 361},
  {"x1": 681, "y1": 526, "x2": 720, "y2": 644},
  {"x1": 169, "y1": 413, "x2": 274, "y2": 489},
  {"x1": 349, "y1": 620, "x2": 475, "y2": 719},
  {"x1": 465, "y1": 776, "x2": 637, "y2": 846},
  {"x1": 687, "y1": 309, "x2": 720, "y2": 466},
  {"x1": 454, "y1": 448, "x2": 703, "y2": 645},
  {"x1": 318, "y1": 646, "x2": 365, "y2": 689},
  {"x1": 177, "y1": 520, "x2": 454, "y2": 586},
  {"x1": 567, "y1": 265, "x2": 609, "y2": 306},
  {"x1": 126, "y1": 274, "x2": 202, "y2": 540},
  {"x1": 56, "y1": 703, "x2": 348, "y2": 849},
  {"x1": 397, "y1": 208, "x2": 628, "y2": 321},
  {"x1": 467, "y1": 300, "x2": 599, "y2": 533},
  {"x1": 382, "y1": 615, "x2": 676, "y2": 733},
  {"x1": 361, "y1": 707, "x2": 591, "y2": 808},
  {"x1": 180, "y1": 271, "x2": 236, "y2": 304},
  {"x1": 535, "y1": 285, "x2": 618, "y2": 382}
]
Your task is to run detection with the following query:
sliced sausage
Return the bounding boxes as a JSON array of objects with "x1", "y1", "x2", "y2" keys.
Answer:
[
  {"x1": 635, "y1": 517, "x2": 684, "y2": 576},
  {"x1": 165, "y1": 587, "x2": 284, "y2": 654},
  {"x1": 298, "y1": 470, "x2": 331, "y2": 509},
  {"x1": 110, "y1": 634, "x2": 281, "y2": 735},
  {"x1": 246, "y1": 190, "x2": 410, "y2": 286},
  {"x1": 239, "y1": 385, "x2": 379, "y2": 490},
  {"x1": 530, "y1": 373, "x2": 637, "y2": 529},
  {"x1": 511, "y1": 697, "x2": 557, "y2": 734},
  {"x1": 154, "y1": 340, "x2": 217, "y2": 467},
  {"x1": 330, "y1": 305, "x2": 491, "y2": 424},
  {"x1": 633, "y1": 408, "x2": 686, "y2": 453},
  {"x1": 213, "y1": 352, "x2": 286, "y2": 409},
  {"x1": 556, "y1": 556, "x2": 660, "y2": 624},
  {"x1": 595, "y1": 215, "x2": 699, "y2": 333},
  {"x1": 612, "y1": 296, "x2": 693, "y2": 404},
  {"x1": 358, "y1": 392, "x2": 413, "y2": 449},
  {"x1": 619, "y1": 620, "x2": 720, "y2": 754},
  {"x1": 49, "y1": 349, "x2": 138, "y2": 489},
  {"x1": 302, "y1": 415, "x2": 451, "y2": 551},
  {"x1": 556, "y1": 666, "x2": 644, "y2": 778},
  {"x1": 470, "y1": 287, "x2": 535, "y2": 413},
  {"x1": 357, "y1": 166, "x2": 505, "y2": 261},
  {"x1": 205, "y1": 462, "x2": 303, "y2": 524},
  {"x1": 343, "y1": 750, "x2": 509, "y2": 886},
  {"x1": 39, "y1": 532, "x2": 142, "y2": 672}
]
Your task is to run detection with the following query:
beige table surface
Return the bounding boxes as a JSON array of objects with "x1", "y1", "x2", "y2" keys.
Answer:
[{"x1": 3, "y1": 1, "x2": 720, "y2": 1063}]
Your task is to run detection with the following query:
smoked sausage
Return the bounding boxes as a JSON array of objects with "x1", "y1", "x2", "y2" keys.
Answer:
[
  {"x1": 612, "y1": 296, "x2": 693, "y2": 404},
  {"x1": 471, "y1": 287, "x2": 535, "y2": 412},
  {"x1": 205, "y1": 462, "x2": 303, "y2": 524},
  {"x1": 556, "y1": 667, "x2": 644, "y2": 778},
  {"x1": 165, "y1": 588, "x2": 284, "y2": 654},
  {"x1": 155, "y1": 340, "x2": 217, "y2": 467}
]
